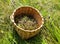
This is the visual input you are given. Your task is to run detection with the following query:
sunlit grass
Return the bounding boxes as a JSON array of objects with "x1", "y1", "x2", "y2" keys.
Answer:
[{"x1": 0, "y1": 0, "x2": 60, "y2": 44}]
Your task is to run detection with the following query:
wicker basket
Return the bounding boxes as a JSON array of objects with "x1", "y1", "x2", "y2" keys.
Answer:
[{"x1": 10, "y1": 6, "x2": 44, "y2": 39}]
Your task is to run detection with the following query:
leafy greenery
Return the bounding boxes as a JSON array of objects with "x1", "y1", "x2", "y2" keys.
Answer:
[{"x1": 0, "y1": 0, "x2": 60, "y2": 44}]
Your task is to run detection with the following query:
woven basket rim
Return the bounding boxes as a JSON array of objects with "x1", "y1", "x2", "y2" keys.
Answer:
[{"x1": 10, "y1": 6, "x2": 44, "y2": 32}]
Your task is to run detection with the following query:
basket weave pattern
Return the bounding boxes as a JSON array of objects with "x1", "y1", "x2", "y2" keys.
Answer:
[{"x1": 10, "y1": 6, "x2": 44, "y2": 39}]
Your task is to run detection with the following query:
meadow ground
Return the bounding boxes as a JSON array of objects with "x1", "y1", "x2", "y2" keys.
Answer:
[{"x1": 0, "y1": 0, "x2": 60, "y2": 44}]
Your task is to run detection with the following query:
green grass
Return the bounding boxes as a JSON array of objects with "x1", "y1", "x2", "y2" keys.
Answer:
[{"x1": 0, "y1": 0, "x2": 60, "y2": 44}]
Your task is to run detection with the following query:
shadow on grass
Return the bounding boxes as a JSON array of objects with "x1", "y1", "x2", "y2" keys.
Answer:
[{"x1": 13, "y1": 29, "x2": 43, "y2": 44}]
